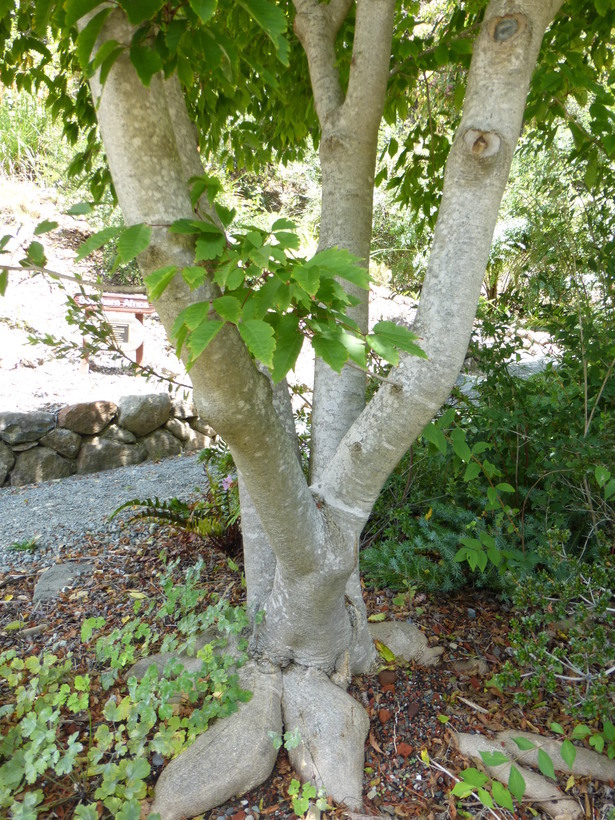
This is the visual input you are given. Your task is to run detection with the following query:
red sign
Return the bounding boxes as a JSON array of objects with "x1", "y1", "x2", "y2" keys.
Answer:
[{"x1": 73, "y1": 292, "x2": 155, "y2": 315}]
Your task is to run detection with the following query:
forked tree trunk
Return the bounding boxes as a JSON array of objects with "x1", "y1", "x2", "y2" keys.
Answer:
[{"x1": 83, "y1": 1, "x2": 564, "y2": 816}]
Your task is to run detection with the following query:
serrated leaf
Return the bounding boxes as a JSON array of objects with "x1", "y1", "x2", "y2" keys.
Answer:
[
  {"x1": 236, "y1": 0, "x2": 289, "y2": 64},
  {"x1": 312, "y1": 333, "x2": 348, "y2": 372},
  {"x1": 76, "y1": 7, "x2": 112, "y2": 70},
  {"x1": 560, "y1": 739, "x2": 576, "y2": 770},
  {"x1": 492, "y1": 781, "x2": 514, "y2": 811},
  {"x1": 181, "y1": 265, "x2": 207, "y2": 290},
  {"x1": 195, "y1": 234, "x2": 226, "y2": 262},
  {"x1": 117, "y1": 223, "x2": 152, "y2": 263},
  {"x1": 76, "y1": 226, "x2": 121, "y2": 262},
  {"x1": 238, "y1": 319, "x2": 275, "y2": 367},
  {"x1": 537, "y1": 748, "x2": 556, "y2": 780},
  {"x1": 508, "y1": 765, "x2": 526, "y2": 802},
  {"x1": 213, "y1": 295, "x2": 242, "y2": 323},
  {"x1": 34, "y1": 220, "x2": 59, "y2": 236},
  {"x1": 188, "y1": 0, "x2": 217, "y2": 22},
  {"x1": 186, "y1": 319, "x2": 224, "y2": 360},
  {"x1": 480, "y1": 750, "x2": 509, "y2": 767},
  {"x1": 129, "y1": 43, "x2": 163, "y2": 86},
  {"x1": 371, "y1": 320, "x2": 427, "y2": 359},
  {"x1": 145, "y1": 265, "x2": 177, "y2": 299}
]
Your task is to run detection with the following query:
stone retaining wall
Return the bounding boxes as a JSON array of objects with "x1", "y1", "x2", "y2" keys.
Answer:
[{"x1": 0, "y1": 394, "x2": 214, "y2": 487}]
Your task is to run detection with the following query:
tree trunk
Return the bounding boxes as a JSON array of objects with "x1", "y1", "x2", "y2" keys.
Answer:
[{"x1": 83, "y1": 1, "x2": 564, "y2": 816}]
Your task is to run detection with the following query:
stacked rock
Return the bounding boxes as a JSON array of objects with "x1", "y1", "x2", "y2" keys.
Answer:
[{"x1": 0, "y1": 394, "x2": 215, "y2": 487}]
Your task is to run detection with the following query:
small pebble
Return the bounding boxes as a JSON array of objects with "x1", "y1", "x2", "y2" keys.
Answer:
[{"x1": 467, "y1": 607, "x2": 477, "y2": 619}]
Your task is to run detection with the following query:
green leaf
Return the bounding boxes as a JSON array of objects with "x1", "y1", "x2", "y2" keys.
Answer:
[
  {"x1": 508, "y1": 765, "x2": 526, "y2": 802},
  {"x1": 463, "y1": 461, "x2": 481, "y2": 482},
  {"x1": 129, "y1": 44, "x2": 164, "y2": 86},
  {"x1": 492, "y1": 781, "x2": 514, "y2": 811},
  {"x1": 571, "y1": 724, "x2": 592, "y2": 740},
  {"x1": 145, "y1": 265, "x2": 177, "y2": 300},
  {"x1": 537, "y1": 748, "x2": 556, "y2": 780},
  {"x1": 450, "y1": 427, "x2": 472, "y2": 463},
  {"x1": 0, "y1": 269, "x2": 7, "y2": 297},
  {"x1": 422, "y1": 422, "x2": 447, "y2": 455},
  {"x1": 477, "y1": 788, "x2": 494, "y2": 808},
  {"x1": 371, "y1": 321, "x2": 427, "y2": 359},
  {"x1": 172, "y1": 302, "x2": 210, "y2": 336},
  {"x1": 604, "y1": 479, "x2": 615, "y2": 501},
  {"x1": 118, "y1": 0, "x2": 165, "y2": 24},
  {"x1": 34, "y1": 220, "x2": 59, "y2": 236},
  {"x1": 236, "y1": 0, "x2": 289, "y2": 64},
  {"x1": 188, "y1": 0, "x2": 217, "y2": 23},
  {"x1": 195, "y1": 234, "x2": 226, "y2": 262},
  {"x1": 65, "y1": 0, "x2": 105, "y2": 27},
  {"x1": 67, "y1": 201, "x2": 94, "y2": 216},
  {"x1": 513, "y1": 736, "x2": 536, "y2": 751},
  {"x1": 238, "y1": 319, "x2": 275, "y2": 368},
  {"x1": 117, "y1": 223, "x2": 152, "y2": 263},
  {"x1": 76, "y1": 226, "x2": 122, "y2": 262},
  {"x1": 181, "y1": 265, "x2": 207, "y2": 290},
  {"x1": 25, "y1": 241, "x2": 46, "y2": 267},
  {"x1": 312, "y1": 333, "x2": 348, "y2": 372},
  {"x1": 550, "y1": 722, "x2": 565, "y2": 735},
  {"x1": 213, "y1": 295, "x2": 242, "y2": 323},
  {"x1": 271, "y1": 315, "x2": 303, "y2": 383},
  {"x1": 495, "y1": 482, "x2": 515, "y2": 493},
  {"x1": 76, "y1": 7, "x2": 112, "y2": 70},
  {"x1": 460, "y1": 768, "x2": 488, "y2": 788},
  {"x1": 589, "y1": 734, "x2": 605, "y2": 754},
  {"x1": 480, "y1": 751, "x2": 509, "y2": 767},
  {"x1": 451, "y1": 781, "x2": 474, "y2": 798},
  {"x1": 594, "y1": 465, "x2": 610, "y2": 487},
  {"x1": 560, "y1": 739, "x2": 577, "y2": 770}
]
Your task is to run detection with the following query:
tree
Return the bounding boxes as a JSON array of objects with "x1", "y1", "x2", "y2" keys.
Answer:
[{"x1": 1, "y1": 0, "x2": 613, "y2": 816}]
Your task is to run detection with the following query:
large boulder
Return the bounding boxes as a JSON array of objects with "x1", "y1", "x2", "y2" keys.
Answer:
[
  {"x1": 141, "y1": 429, "x2": 182, "y2": 461},
  {"x1": 190, "y1": 417, "x2": 216, "y2": 437},
  {"x1": 10, "y1": 446, "x2": 74, "y2": 486},
  {"x1": 118, "y1": 394, "x2": 171, "y2": 436},
  {"x1": 0, "y1": 441, "x2": 15, "y2": 485},
  {"x1": 0, "y1": 411, "x2": 55, "y2": 445},
  {"x1": 166, "y1": 419, "x2": 208, "y2": 452},
  {"x1": 40, "y1": 428, "x2": 82, "y2": 459},
  {"x1": 57, "y1": 401, "x2": 117, "y2": 435},
  {"x1": 76, "y1": 438, "x2": 147, "y2": 474}
]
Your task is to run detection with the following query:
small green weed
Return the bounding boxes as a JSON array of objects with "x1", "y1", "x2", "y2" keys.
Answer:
[{"x1": 7, "y1": 537, "x2": 40, "y2": 553}]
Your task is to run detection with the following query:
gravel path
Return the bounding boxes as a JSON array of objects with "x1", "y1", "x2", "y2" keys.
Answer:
[{"x1": 0, "y1": 454, "x2": 206, "y2": 571}]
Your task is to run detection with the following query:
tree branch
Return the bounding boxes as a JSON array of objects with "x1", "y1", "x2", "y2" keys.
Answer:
[
  {"x1": 292, "y1": 0, "x2": 350, "y2": 124},
  {"x1": 316, "y1": 0, "x2": 566, "y2": 523}
]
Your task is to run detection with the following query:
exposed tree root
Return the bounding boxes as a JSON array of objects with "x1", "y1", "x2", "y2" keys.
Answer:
[
  {"x1": 152, "y1": 661, "x2": 283, "y2": 820},
  {"x1": 282, "y1": 664, "x2": 370, "y2": 811},
  {"x1": 496, "y1": 730, "x2": 615, "y2": 781},
  {"x1": 453, "y1": 732, "x2": 583, "y2": 820}
]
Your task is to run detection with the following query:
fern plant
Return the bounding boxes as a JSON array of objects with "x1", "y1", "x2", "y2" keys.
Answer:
[{"x1": 111, "y1": 442, "x2": 242, "y2": 557}]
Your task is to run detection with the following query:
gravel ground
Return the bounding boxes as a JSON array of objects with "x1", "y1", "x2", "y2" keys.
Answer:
[{"x1": 0, "y1": 453, "x2": 206, "y2": 570}]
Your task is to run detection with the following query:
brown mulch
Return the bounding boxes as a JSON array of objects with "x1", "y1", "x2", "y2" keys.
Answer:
[{"x1": 0, "y1": 529, "x2": 613, "y2": 820}]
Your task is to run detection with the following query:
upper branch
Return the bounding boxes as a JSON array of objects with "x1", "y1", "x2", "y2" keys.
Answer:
[
  {"x1": 343, "y1": 0, "x2": 396, "y2": 133},
  {"x1": 315, "y1": 0, "x2": 566, "y2": 525},
  {"x1": 292, "y1": 0, "x2": 352, "y2": 124}
]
